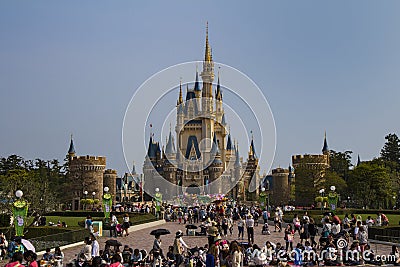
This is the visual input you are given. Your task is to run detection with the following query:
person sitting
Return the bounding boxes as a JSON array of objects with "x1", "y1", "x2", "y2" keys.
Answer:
[
  {"x1": 389, "y1": 245, "x2": 400, "y2": 266},
  {"x1": 110, "y1": 254, "x2": 123, "y2": 267},
  {"x1": 165, "y1": 246, "x2": 175, "y2": 267},
  {"x1": 54, "y1": 247, "x2": 64, "y2": 267},
  {"x1": 131, "y1": 249, "x2": 142, "y2": 266},
  {"x1": 121, "y1": 245, "x2": 132, "y2": 266},
  {"x1": 5, "y1": 251, "x2": 24, "y2": 267},
  {"x1": 42, "y1": 248, "x2": 54, "y2": 261},
  {"x1": 24, "y1": 250, "x2": 38, "y2": 267}
]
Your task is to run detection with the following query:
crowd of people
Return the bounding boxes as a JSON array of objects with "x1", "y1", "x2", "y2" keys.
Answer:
[{"x1": 1, "y1": 203, "x2": 398, "y2": 267}]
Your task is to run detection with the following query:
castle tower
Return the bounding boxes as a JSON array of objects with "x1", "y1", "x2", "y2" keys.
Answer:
[
  {"x1": 243, "y1": 136, "x2": 260, "y2": 201},
  {"x1": 292, "y1": 133, "x2": 330, "y2": 206},
  {"x1": 271, "y1": 168, "x2": 290, "y2": 206},
  {"x1": 103, "y1": 169, "x2": 117, "y2": 202},
  {"x1": 209, "y1": 134, "x2": 223, "y2": 194},
  {"x1": 201, "y1": 23, "x2": 215, "y2": 157},
  {"x1": 69, "y1": 155, "x2": 106, "y2": 210}
]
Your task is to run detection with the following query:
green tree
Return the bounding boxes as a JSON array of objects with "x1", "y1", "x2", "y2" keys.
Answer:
[
  {"x1": 329, "y1": 150, "x2": 352, "y2": 181},
  {"x1": 323, "y1": 170, "x2": 347, "y2": 193},
  {"x1": 381, "y1": 133, "x2": 400, "y2": 170},
  {"x1": 348, "y1": 162, "x2": 392, "y2": 209}
]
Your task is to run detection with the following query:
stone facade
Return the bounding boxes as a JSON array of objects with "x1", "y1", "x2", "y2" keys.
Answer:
[
  {"x1": 66, "y1": 138, "x2": 118, "y2": 210},
  {"x1": 291, "y1": 135, "x2": 330, "y2": 206}
]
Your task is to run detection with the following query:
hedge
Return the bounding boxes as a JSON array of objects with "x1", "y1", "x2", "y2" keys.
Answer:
[
  {"x1": 44, "y1": 211, "x2": 151, "y2": 217},
  {"x1": 0, "y1": 226, "x2": 73, "y2": 239}
]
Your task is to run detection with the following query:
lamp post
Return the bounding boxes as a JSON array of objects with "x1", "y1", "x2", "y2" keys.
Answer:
[
  {"x1": 154, "y1": 188, "x2": 162, "y2": 219},
  {"x1": 328, "y1": 186, "x2": 337, "y2": 211},
  {"x1": 92, "y1": 192, "x2": 96, "y2": 210},
  {"x1": 83, "y1": 191, "x2": 88, "y2": 210},
  {"x1": 319, "y1": 189, "x2": 325, "y2": 211},
  {"x1": 103, "y1": 187, "x2": 111, "y2": 222},
  {"x1": 13, "y1": 190, "x2": 27, "y2": 237},
  {"x1": 40, "y1": 197, "x2": 44, "y2": 214},
  {"x1": 347, "y1": 196, "x2": 350, "y2": 208}
]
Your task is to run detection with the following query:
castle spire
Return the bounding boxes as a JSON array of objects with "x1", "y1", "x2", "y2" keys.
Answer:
[
  {"x1": 322, "y1": 131, "x2": 329, "y2": 154},
  {"x1": 249, "y1": 132, "x2": 257, "y2": 159},
  {"x1": 226, "y1": 132, "x2": 233, "y2": 150},
  {"x1": 205, "y1": 21, "x2": 212, "y2": 62},
  {"x1": 194, "y1": 66, "x2": 200, "y2": 92},
  {"x1": 177, "y1": 79, "x2": 183, "y2": 105},
  {"x1": 235, "y1": 142, "x2": 241, "y2": 167},
  {"x1": 68, "y1": 134, "x2": 76, "y2": 156},
  {"x1": 211, "y1": 133, "x2": 219, "y2": 155},
  {"x1": 216, "y1": 70, "x2": 222, "y2": 101},
  {"x1": 165, "y1": 127, "x2": 176, "y2": 155}
]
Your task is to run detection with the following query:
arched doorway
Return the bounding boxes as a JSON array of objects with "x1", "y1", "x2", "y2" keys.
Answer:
[{"x1": 186, "y1": 184, "x2": 200, "y2": 195}]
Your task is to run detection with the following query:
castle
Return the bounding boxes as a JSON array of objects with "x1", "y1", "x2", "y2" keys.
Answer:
[
  {"x1": 67, "y1": 137, "x2": 118, "y2": 210},
  {"x1": 291, "y1": 133, "x2": 330, "y2": 206},
  {"x1": 143, "y1": 25, "x2": 261, "y2": 201}
]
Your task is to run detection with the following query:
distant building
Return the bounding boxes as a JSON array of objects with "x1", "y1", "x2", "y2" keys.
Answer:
[
  {"x1": 291, "y1": 133, "x2": 330, "y2": 206},
  {"x1": 116, "y1": 163, "x2": 143, "y2": 203},
  {"x1": 66, "y1": 136, "x2": 117, "y2": 210}
]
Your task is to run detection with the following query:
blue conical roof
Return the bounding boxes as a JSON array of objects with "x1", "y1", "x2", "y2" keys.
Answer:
[
  {"x1": 68, "y1": 136, "x2": 75, "y2": 154},
  {"x1": 165, "y1": 129, "x2": 175, "y2": 154},
  {"x1": 226, "y1": 133, "x2": 233, "y2": 150}
]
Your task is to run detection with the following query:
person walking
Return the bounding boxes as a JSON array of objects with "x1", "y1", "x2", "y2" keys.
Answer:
[
  {"x1": 284, "y1": 224, "x2": 294, "y2": 251},
  {"x1": 262, "y1": 209, "x2": 269, "y2": 224},
  {"x1": 110, "y1": 213, "x2": 118, "y2": 238},
  {"x1": 246, "y1": 214, "x2": 255, "y2": 244},
  {"x1": 237, "y1": 216, "x2": 245, "y2": 240},
  {"x1": 173, "y1": 231, "x2": 188, "y2": 267},
  {"x1": 122, "y1": 213, "x2": 130, "y2": 237},
  {"x1": 90, "y1": 233, "x2": 100, "y2": 258}
]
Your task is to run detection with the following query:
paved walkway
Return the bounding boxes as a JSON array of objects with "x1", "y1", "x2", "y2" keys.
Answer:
[{"x1": 61, "y1": 220, "x2": 394, "y2": 265}]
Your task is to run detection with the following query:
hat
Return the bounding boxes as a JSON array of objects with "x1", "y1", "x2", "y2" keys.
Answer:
[{"x1": 176, "y1": 230, "x2": 183, "y2": 237}]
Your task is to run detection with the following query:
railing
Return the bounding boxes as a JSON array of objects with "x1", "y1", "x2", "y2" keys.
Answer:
[{"x1": 29, "y1": 228, "x2": 88, "y2": 252}]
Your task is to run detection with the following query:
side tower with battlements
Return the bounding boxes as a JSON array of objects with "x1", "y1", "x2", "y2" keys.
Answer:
[{"x1": 291, "y1": 133, "x2": 330, "y2": 206}]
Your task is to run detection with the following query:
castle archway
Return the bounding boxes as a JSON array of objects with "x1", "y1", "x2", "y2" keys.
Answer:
[{"x1": 186, "y1": 184, "x2": 200, "y2": 195}]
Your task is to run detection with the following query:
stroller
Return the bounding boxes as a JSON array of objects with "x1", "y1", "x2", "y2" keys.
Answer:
[
  {"x1": 261, "y1": 223, "x2": 270, "y2": 235},
  {"x1": 116, "y1": 223, "x2": 123, "y2": 237}
]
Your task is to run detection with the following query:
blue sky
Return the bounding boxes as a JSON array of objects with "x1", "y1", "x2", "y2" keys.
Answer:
[{"x1": 1, "y1": 1, "x2": 400, "y2": 175}]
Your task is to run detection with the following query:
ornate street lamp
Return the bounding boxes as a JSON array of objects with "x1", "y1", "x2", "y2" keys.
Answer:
[
  {"x1": 92, "y1": 192, "x2": 96, "y2": 210},
  {"x1": 319, "y1": 189, "x2": 325, "y2": 211},
  {"x1": 13, "y1": 190, "x2": 28, "y2": 236},
  {"x1": 103, "y1": 187, "x2": 112, "y2": 222}
]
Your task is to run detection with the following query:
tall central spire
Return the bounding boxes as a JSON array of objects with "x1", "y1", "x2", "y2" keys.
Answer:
[
  {"x1": 205, "y1": 22, "x2": 212, "y2": 62},
  {"x1": 201, "y1": 22, "x2": 215, "y2": 104}
]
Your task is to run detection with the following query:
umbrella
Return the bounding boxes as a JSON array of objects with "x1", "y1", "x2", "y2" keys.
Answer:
[
  {"x1": 150, "y1": 229, "x2": 171, "y2": 236},
  {"x1": 105, "y1": 239, "x2": 122, "y2": 246},
  {"x1": 185, "y1": 224, "x2": 198, "y2": 230},
  {"x1": 21, "y1": 239, "x2": 35, "y2": 252}
]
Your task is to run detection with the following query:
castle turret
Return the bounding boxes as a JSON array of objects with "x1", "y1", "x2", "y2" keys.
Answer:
[
  {"x1": 322, "y1": 131, "x2": 330, "y2": 166},
  {"x1": 103, "y1": 169, "x2": 117, "y2": 202},
  {"x1": 67, "y1": 134, "x2": 76, "y2": 159},
  {"x1": 209, "y1": 134, "x2": 223, "y2": 194},
  {"x1": 215, "y1": 73, "x2": 223, "y2": 123}
]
